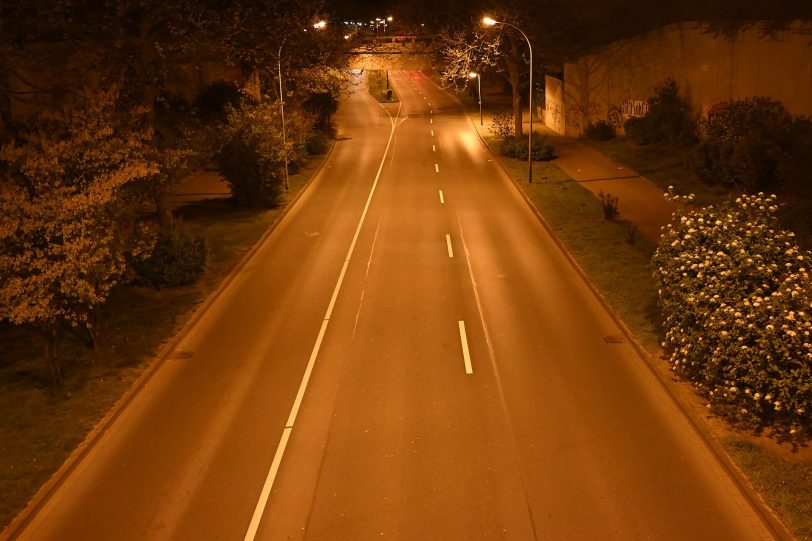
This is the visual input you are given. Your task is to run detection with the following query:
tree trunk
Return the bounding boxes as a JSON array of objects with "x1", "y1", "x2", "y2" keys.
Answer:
[
  {"x1": 155, "y1": 182, "x2": 174, "y2": 231},
  {"x1": 42, "y1": 323, "x2": 64, "y2": 392},
  {"x1": 506, "y1": 40, "x2": 524, "y2": 137}
]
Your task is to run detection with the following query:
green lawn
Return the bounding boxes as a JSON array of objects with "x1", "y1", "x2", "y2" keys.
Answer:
[
  {"x1": 0, "y1": 155, "x2": 324, "y2": 531},
  {"x1": 367, "y1": 70, "x2": 399, "y2": 103}
]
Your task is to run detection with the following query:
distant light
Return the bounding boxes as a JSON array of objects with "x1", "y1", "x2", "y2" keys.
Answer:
[
  {"x1": 387, "y1": 16, "x2": 393, "y2": 22},
  {"x1": 313, "y1": 20, "x2": 327, "y2": 29},
  {"x1": 344, "y1": 35, "x2": 350, "y2": 40},
  {"x1": 483, "y1": 17, "x2": 498, "y2": 26},
  {"x1": 469, "y1": 72, "x2": 478, "y2": 78}
]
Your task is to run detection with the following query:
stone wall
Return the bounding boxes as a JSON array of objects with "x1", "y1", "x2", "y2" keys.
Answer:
[{"x1": 552, "y1": 21, "x2": 812, "y2": 137}]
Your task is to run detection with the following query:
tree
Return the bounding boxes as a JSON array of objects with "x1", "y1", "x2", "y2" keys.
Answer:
[{"x1": 0, "y1": 87, "x2": 156, "y2": 390}]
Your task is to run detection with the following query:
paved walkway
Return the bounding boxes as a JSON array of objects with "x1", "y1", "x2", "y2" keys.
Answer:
[{"x1": 469, "y1": 110, "x2": 678, "y2": 243}]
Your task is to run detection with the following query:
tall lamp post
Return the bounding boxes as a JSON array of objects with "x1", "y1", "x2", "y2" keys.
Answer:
[
  {"x1": 483, "y1": 16, "x2": 534, "y2": 183},
  {"x1": 277, "y1": 20, "x2": 327, "y2": 192},
  {"x1": 469, "y1": 71, "x2": 482, "y2": 126}
]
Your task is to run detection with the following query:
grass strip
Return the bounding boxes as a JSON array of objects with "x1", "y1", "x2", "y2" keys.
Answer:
[
  {"x1": 723, "y1": 437, "x2": 812, "y2": 540},
  {"x1": 367, "y1": 70, "x2": 399, "y2": 103},
  {"x1": 0, "y1": 155, "x2": 325, "y2": 531}
]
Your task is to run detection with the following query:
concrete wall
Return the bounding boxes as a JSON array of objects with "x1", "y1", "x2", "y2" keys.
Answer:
[
  {"x1": 544, "y1": 75, "x2": 566, "y2": 135},
  {"x1": 554, "y1": 21, "x2": 812, "y2": 137}
]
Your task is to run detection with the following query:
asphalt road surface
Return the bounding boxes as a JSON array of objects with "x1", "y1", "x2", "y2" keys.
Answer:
[{"x1": 13, "y1": 72, "x2": 777, "y2": 541}]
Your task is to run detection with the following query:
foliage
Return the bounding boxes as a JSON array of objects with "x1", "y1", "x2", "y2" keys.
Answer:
[
  {"x1": 0, "y1": 87, "x2": 156, "y2": 388},
  {"x1": 623, "y1": 78, "x2": 697, "y2": 146},
  {"x1": 653, "y1": 189, "x2": 811, "y2": 440},
  {"x1": 498, "y1": 133, "x2": 554, "y2": 161},
  {"x1": 597, "y1": 190, "x2": 620, "y2": 219},
  {"x1": 585, "y1": 120, "x2": 616, "y2": 140},
  {"x1": 132, "y1": 224, "x2": 207, "y2": 287},
  {"x1": 690, "y1": 97, "x2": 795, "y2": 192},
  {"x1": 193, "y1": 81, "x2": 243, "y2": 123},
  {"x1": 489, "y1": 112, "x2": 515, "y2": 140},
  {"x1": 217, "y1": 101, "x2": 310, "y2": 208},
  {"x1": 306, "y1": 131, "x2": 330, "y2": 155},
  {"x1": 437, "y1": 27, "x2": 501, "y2": 90}
]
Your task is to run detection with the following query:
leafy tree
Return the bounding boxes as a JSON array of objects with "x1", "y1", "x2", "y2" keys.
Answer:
[{"x1": 0, "y1": 87, "x2": 157, "y2": 389}]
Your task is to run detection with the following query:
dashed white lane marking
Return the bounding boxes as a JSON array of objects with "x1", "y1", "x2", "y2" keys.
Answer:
[
  {"x1": 458, "y1": 321, "x2": 474, "y2": 374},
  {"x1": 430, "y1": 118, "x2": 433, "y2": 124},
  {"x1": 435, "y1": 163, "x2": 439, "y2": 173},
  {"x1": 431, "y1": 130, "x2": 434, "y2": 136},
  {"x1": 439, "y1": 190, "x2": 445, "y2": 204},
  {"x1": 432, "y1": 144, "x2": 436, "y2": 152},
  {"x1": 243, "y1": 98, "x2": 403, "y2": 541},
  {"x1": 446, "y1": 234, "x2": 454, "y2": 258}
]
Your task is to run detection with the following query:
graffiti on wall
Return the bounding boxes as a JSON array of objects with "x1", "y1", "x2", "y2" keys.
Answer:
[
  {"x1": 607, "y1": 106, "x2": 623, "y2": 128},
  {"x1": 622, "y1": 99, "x2": 649, "y2": 117},
  {"x1": 547, "y1": 101, "x2": 563, "y2": 132},
  {"x1": 567, "y1": 102, "x2": 584, "y2": 132}
]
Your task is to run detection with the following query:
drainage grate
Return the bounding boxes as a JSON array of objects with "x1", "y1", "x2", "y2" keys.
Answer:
[{"x1": 603, "y1": 335, "x2": 624, "y2": 344}]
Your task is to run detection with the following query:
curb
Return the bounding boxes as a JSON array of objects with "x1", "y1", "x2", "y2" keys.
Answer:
[
  {"x1": 462, "y1": 109, "x2": 793, "y2": 541},
  {"x1": 1, "y1": 144, "x2": 336, "y2": 541}
]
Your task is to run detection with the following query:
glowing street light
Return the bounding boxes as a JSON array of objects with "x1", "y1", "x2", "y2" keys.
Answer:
[
  {"x1": 469, "y1": 72, "x2": 482, "y2": 126},
  {"x1": 483, "y1": 16, "x2": 535, "y2": 183}
]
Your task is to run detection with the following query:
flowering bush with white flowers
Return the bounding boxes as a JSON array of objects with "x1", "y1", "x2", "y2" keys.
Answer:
[{"x1": 653, "y1": 189, "x2": 811, "y2": 439}]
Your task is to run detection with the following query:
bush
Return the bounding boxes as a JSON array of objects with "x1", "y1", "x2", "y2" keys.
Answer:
[
  {"x1": 133, "y1": 226, "x2": 207, "y2": 287},
  {"x1": 597, "y1": 190, "x2": 619, "y2": 219},
  {"x1": 585, "y1": 120, "x2": 616, "y2": 141},
  {"x1": 217, "y1": 102, "x2": 310, "y2": 207},
  {"x1": 623, "y1": 78, "x2": 697, "y2": 146},
  {"x1": 498, "y1": 134, "x2": 554, "y2": 161},
  {"x1": 691, "y1": 97, "x2": 793, "y2": 191},
  {"x1": 653, "y1": 189, "x2": 811, "y2": 440},
  {"x1": 489, "y1": 112, "x2": 515, "y2": 140},
  {"x1": 306, "y1": 131, "x2": 330, "y2": 155}
]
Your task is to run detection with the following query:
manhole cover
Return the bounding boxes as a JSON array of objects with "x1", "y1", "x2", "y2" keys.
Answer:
[
  {"x1": 170, "y1": 350, "x2": 194, "y2": 360},
  {"x1": 603, "y1": 335, "x2": 624, "y2": 344}
]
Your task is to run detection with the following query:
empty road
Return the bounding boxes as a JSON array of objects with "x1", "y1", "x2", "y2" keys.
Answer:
[{"x1": 12, "y1": 71, "x2": 778, "y2": 540}]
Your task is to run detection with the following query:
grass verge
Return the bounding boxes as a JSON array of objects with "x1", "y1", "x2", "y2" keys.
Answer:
[
  {"x1": 723, "y1": 437, "x2": 812, "y2": 540},
  {"x1": 477, "y1": 128, "x2": 811, "y2": 539},
  {"x1": 0, "y1": 153, "x2": 326, "y2": 531},
  {"x1": 367, "y1": 70, "x2": 399, "y2": 103}
]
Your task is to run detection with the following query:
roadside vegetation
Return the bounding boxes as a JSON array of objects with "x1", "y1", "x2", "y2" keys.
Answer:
[
  {"x1": 367, "y1": 70, "x2": 399, "y2": 103},
  {"x1": 462, "y1": 78, "x2": 811, "y2": 536}
]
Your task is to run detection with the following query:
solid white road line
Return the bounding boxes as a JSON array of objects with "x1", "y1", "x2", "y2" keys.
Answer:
[
  {"x1": 243, "y1": 98, "x2": 402, "y2": 541},
  {"x1": 439, "y1": 190, "x2": 445, "y2": 204},
  {"x1": 446, "y1": 234, "x2": 454, "y2": 258},
  {"x1": 435, "y1": 163, "x2": 439, "y2": 173},
  {"x1": 458, "y1": 321, "x2": 474, "y2": 374}
]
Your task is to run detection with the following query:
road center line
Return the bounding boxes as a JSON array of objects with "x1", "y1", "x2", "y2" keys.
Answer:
[
  {"x1": 431, "y1": 130, "x2": 434, "y2": 137},
  {"x1": 435, "y1": 163, "x2": 439, "y2": 173},
  {"x1": 432, "y1": 144, "x2": 436, "y2": 152},
  {"x1": 446, "y1": 234, "x2": 454, "y2": 258},
  {"x1": 439, "y1": 190, "x2": 445, "y2": 204},
  {"x1": 243, "y1": 97, "x2": 402, "y2": 541},
  {"x1": 458, "y1": 321, "x2": 474, "y2": 374}
]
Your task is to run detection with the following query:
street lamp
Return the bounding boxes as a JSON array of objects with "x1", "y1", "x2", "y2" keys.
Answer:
[
  {"x1": 277, "y1": 21, "x2": 327, "y2": 192},
  {"x1": 483, "y1": 16, "x2": 534, "y2": 183},
  {"x1": 469, "y1": 72, "x2": 482, "y2": 126}
]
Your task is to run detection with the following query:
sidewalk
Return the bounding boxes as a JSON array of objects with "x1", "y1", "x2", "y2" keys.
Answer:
[{"x1": 469, "y1": 110, "x2": 678, "y2": 243}]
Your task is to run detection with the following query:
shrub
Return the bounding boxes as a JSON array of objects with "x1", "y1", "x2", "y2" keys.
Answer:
[
  {"x1": 306, "y1": 131, "x2": 330, "y2": 155},
  {"x1": 597, "y1": 190, "x2": 619, "y2": 220},
  {"x1": 133, "y1": 225, "x2": 207, "y2": 287},
  {"x1": 498, "y1": 134, "x2": 554, "y2": 161},
  {"x1": 623, "y1": 78, "x2": 697, "y2": 146},
  {"x1": 217, "y1": 102, "x2": 310, "y2": 207},
  {"x1": 585, "y1": 120, "x2": 616, "y2": 141},
  {"x1": 653, "y1": 189, "x2": 811, "y2": 440},
  {"x1": 489, "y1": 112, "x2": 515, "y2": 140},
  {"x1": 692, "y1": 97, "x2": 793, "y2": 191}
]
